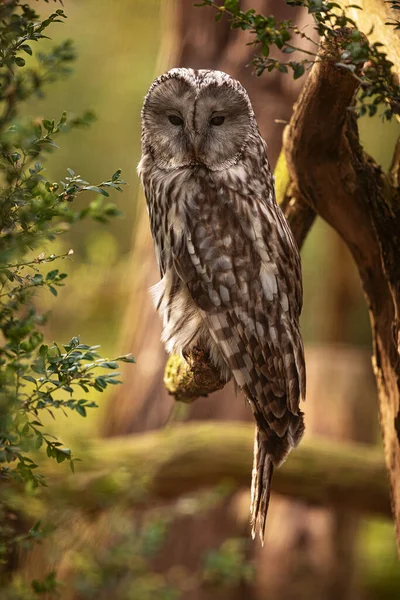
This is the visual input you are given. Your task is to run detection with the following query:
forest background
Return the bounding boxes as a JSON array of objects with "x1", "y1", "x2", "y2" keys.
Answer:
[{"x1": 4, "y1": 0, "x2": 400, "y2": 598}]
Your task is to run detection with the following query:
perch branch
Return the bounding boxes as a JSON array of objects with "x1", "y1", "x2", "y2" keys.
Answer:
[
  {"x1": 34, "y1": 424, "x2": 390, "y2": 518},
  {"x1": 164, "y1": 347, "x2": 226, "y2": 402}
]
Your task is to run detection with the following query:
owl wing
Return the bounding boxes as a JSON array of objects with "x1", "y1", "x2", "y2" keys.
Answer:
[
  {"x1": 173, "y1": 187, "x2": 305, "y2": 434},
  {"x1": 143, "y1": 178, "x2": 167, "y2": 277},
  {"x1": 172, "y1": 186, "x2": 305, "y2": 539}
]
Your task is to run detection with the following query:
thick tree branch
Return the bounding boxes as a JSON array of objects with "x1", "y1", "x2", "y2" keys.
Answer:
[
  {"x1": 36, "y1": 424, "x2": 390, "y2": 518},
  {"x1": 283, "y1": 32, "x2": 400, "y2": 551}
]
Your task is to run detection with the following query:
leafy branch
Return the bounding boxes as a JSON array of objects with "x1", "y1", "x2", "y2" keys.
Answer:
[
  {"x1": 197, "y1": 0, "x2": 400, "y2": 119},
  {"x1": 0, "y1": 1, "x2": 132, "y2": 499},
  {"x1": 1, "y1": 336, "x2": 134, "y2": 486}
]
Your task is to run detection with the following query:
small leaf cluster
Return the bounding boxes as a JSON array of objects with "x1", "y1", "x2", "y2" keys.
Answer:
[
  {"x1": 0, "y1": 3, "x2": 72, "y2": 126},
  {"x1": 67, "y1": 513, "x2": 178, "y2": 600},
  {"x1": 0, "y1": 1, "x2": 131, "y2": 493},
  {"x1": 31, "y1": 571, "x2": 59, "y2": 596},
  {"x1": 197, "y1": 0, "x2": 400, "y2": 119},
  {"x1": 0, "y1": 111, "x2": 125, "y2": 266},
  {"x1": 203, "y1": 538, "x2": 254, "y2": 587},
  {"x1": 1, "y1": 336, "x2": 134, "y2": 486}
]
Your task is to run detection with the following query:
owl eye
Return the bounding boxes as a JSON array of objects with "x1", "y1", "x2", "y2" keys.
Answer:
[
  {"x1": 168, "y1": 114, "x2": 183, "y2": 126},
  {"x1": 210, "y1": 116, "x2": 225, "y2": 126}
]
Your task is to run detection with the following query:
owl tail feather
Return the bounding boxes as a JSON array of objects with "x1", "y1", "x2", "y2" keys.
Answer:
[{"x1": 250, "y1": 427, "x2": 274, "y2": 544}]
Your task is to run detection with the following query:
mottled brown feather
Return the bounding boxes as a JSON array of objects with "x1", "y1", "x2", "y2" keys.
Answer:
[{"x1": 139, "y1": 68, "x2": 306, "y2": 543}]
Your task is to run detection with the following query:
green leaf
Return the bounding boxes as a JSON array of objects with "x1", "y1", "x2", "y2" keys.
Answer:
[
  {"x1": 116, "y1": 355, "x2": 135, "y2": 363},
  {"x1": 292, "y1": 63, "x2": 305, "y2": 79},
  {"x1": 54, "y1": 447, "x2": 71, "y2": 463},
  {"x1": 31, "y1": 357, "x2": 46, "y2": 375},
  {"x1": 83, "y1": 185, "x2": 110, "y2": 197},
  {"x1": 43, "y1": 119, "x2": 53, "y2": 132},
  {"x1": 75, "y1": 405, "x2": 86, "y2": 417},
  {"x1": 46, "y1": 271, "x2": 59, "y2": 284},
  {"x1": 99, "y1": 361, "x2": 119, "y2": 369},
  {"x1": 224, "y1": 0, "x2": 240, "y2": 14},
  {"x1": 261, "y1": 45, "x2": 269, "y2": 57},
  {"x1": 39, "y1": 345, "x2": 49, "y2": 359},
  {"x1": 69, "y1": 336, "x2": 80, "y2": 348}
]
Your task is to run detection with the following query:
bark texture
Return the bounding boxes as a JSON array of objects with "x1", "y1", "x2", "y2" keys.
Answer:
[{"x1": 283, "y1": 35, "x2": 400, "y2": 552}]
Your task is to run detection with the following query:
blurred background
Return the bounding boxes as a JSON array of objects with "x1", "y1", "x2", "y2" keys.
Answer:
[{"x1": 17, "y1": 0, "x2": 400, "y2": 598}]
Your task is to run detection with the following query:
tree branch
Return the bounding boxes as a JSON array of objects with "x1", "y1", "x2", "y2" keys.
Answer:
[
  {"x1": 283, "y1": 28, "x2": 400, "y2": 551},
  {"x1": 37, "y1": 424, "x2": 390, "y2": 519}
]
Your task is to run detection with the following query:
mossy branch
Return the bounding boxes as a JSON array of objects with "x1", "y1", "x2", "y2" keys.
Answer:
[{"x1": 24, "y1": 423, "x2": 390, "y2": 519}]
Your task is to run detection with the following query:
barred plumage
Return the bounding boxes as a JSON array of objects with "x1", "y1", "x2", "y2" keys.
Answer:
[{"x1": 138, "y1": 68, "x2": 306, "y2": 542}]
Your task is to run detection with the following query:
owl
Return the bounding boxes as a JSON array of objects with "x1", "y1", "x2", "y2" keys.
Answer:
[{"x1": 138, "y1": 68, "x2": 306, "y2": 542}]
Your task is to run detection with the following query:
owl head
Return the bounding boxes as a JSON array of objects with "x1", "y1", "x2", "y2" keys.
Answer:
[{"x1": 141, "y1": 68, "x2": 256, "y2": 171}]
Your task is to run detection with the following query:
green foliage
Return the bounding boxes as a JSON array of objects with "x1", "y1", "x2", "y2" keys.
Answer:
[
  {"x1": 47, "y1": 493, "x2": 253, "y2": 600},
  {"x1": 0, "y1": 2, "x2": 71, "y2": 124},
  {"x1": 31, "y1": 571, "x2": 59, "y2": 596},
  {"x1": 0, "y1": 0, "x2": 133, "y2": 579},
  {"x1": 359, "y1": 518, "x2": 400, "y2": 599},
  {"x1": 203, "y1": 538, "x2": 254, "y2": 587},
  {"x1": 196, "y1": 0, "x2": 400, "y2": 119},
  {"x1": 67, "y1": 513, "x2": 254, "y2": 599},
  {"x1": 70, "y1": 513, "x2": 178, "y2": 600},
  {"x1": 2, "y1": 337, "x2": 134, "y2": 486}
]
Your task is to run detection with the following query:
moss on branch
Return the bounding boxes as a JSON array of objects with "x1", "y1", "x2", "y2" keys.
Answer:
[
  {"x1": 164, "y1": 348, "x2": 226, "y2": 402},
  {"x1": 30, "y1": 423, "x2": 390, "y2": 519}
]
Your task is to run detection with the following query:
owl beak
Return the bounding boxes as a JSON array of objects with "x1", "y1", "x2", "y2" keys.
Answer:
[{"x1": 192, "y1": 134, "x2": 201, "y2": 162}]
